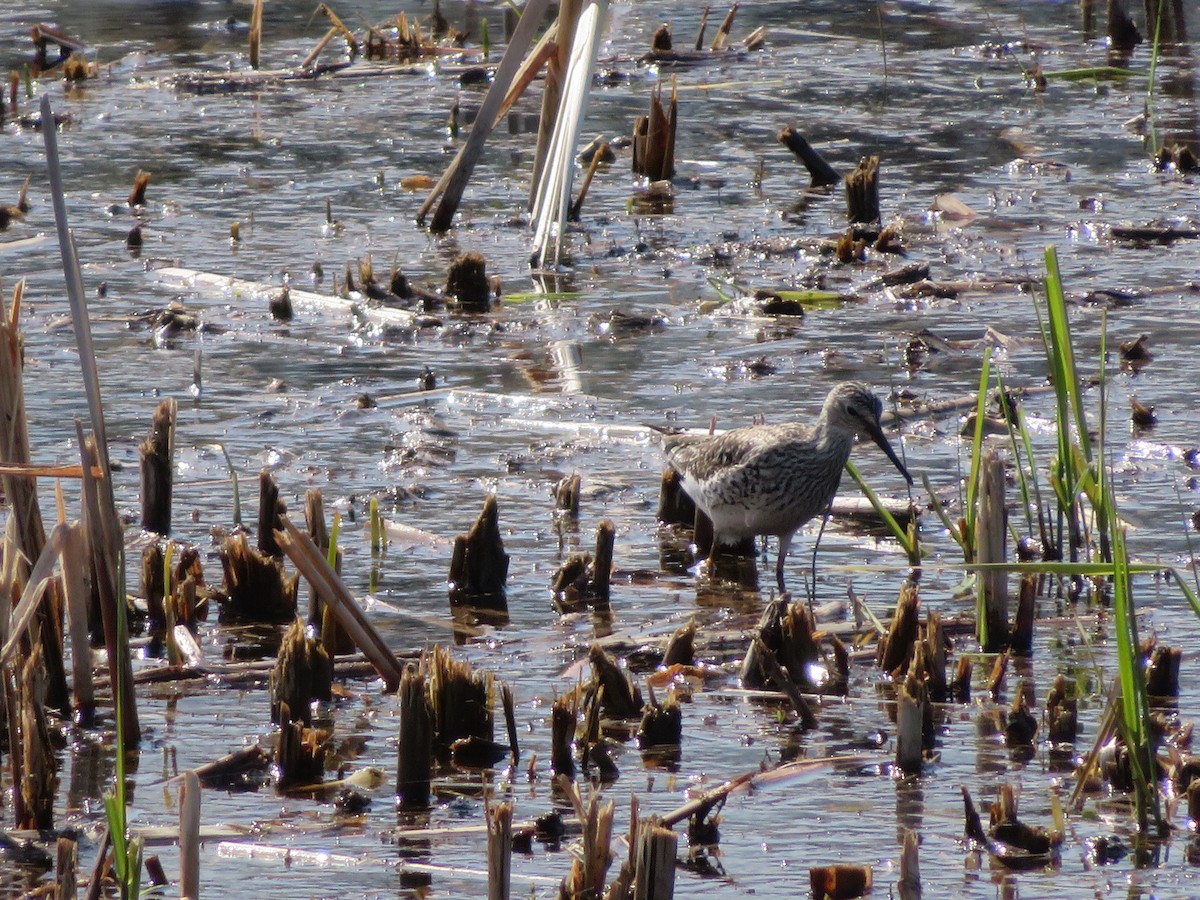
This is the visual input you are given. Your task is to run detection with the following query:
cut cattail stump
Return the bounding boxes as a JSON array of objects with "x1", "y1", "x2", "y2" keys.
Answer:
[
  {"x1": 55, "y1": 835, "x2": 77, "y2": 900},
  {"x1": 445, "y1": 252, "x2": 495, "y2": 312},
  {"x1": 487, "y1": 800, "x2": 513, "y2": 900},
  {"x1": 397, "y1": 663, "x2": 433, "y2": 811},
  {"x1": 899, "y1": 828, "x2": 920, "y2": 900},
  {"x1": 588, "y1": 643, "x2": 644, "y2": 719},
  {"x1": 740, "y1": 599, "x2": 820, "y2": 692},
  {"x1": 1004, "y1": 680, "x2": 1038, "y2": 754},
  {"x1": 1146, "y1": 643, "x2": 1181, "y2": 700},
  {"x1": 637, "y1": 686, "x2": 682, "y2": 758},
  {"x1": 845, "y1": 155, "x2": 880, "y2": 226},
  {"x1": 809, "y1": 864, "x2": 872, "y2": 900},
  {"x1": 448, "y1": 495, "x2": 510, "y2": 613},
  {"x1": 554, "y1": 472, "x2": 581, "y2": 517},
  {"x1": 269, "y1": 617, "x2": 333, "y2": 727},
  {"x1": 632, "y1": 817, "x2": 677, "y2": 900},
  {"x1": 551, "y1": 519, "x2": 615, "y2": 613},
  {"x1": 895, "y1": 673, "x2": 927, "y2": 775},
  {"x1": 1009, "y1": 572, "x2": 1036, "y2": 656},
  {"x1": 217, "y1": 531, "x2": 298, "y2": 624},
  {"x1": 877, "y1": 579, "x2": 920, "y2": 676},
  {"x1": 257, "y1": 469, "x2": 285, "y2": 557},
  {"x1": 142, "y1": 541, "x2": 167, "y2": 634},
  {"x1": 139, "y1": 397, "x2": 175, "y2": 535},
  {"x1": 975, "y1": 448, "x2": 1008, "y2": 652},
  {"x1": 426, "y1": 645, "x2": 496, "y2": 763},
  {"x1": 1045, "y1": 673, "x2": 1077, "y2": 745},
  {"x1": 661, "y1": 620, "x2": 695, "y2": 667},
  {"x1": 985, "y1": 650, "x2": 1009, "y2": 701},
  {"x1": 127, "y1": 169, "x2": 151, "y2": 207},
  {"x1": 777, "y1": 126, "x2": 841, "y2": 188},
  {"x1": 551, "y1": 693, "x2": 577, "y2": 778},
  {"x1": 631, "y1": 79, "x2": 677, "y2": 183},
  {"x1": 274, "y1": 704, "x2": 329, "y2": 790},
  {"x1": 179, "y1": 770, "x2": 200, "y2": 900}
]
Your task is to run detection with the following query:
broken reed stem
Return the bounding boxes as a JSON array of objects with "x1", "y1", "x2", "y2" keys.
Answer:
[
  {"x1": 79, "y1": 430, "x2": 140, "y2": 744},
  {"x1": 179, "y1": 770, "x2": 201, "y2": 900},
  {"x1": 55, "y1": 835, "x2": 77, "y2": 900},
  {"x1": 486, "y1": 801, "x2": 513, "y2": 900},
  {"x1": 632, "y1": 817, "x2": 677, "y2": 900},
  {"x1": 275, "y1": 516, "x2": 404, "y2": 690},
  {"x1": 845, "y1": 155, "x2": 881, "y2": 225},
  {"x1": 19, "y1": 641, "x2": 57, "y2": 830},
  {"x1": 257, "y1": 469, "x2": 284, "y2": 557},
  {"x1": 529, "y1": 0, "x2": 583, "y2": 209},
  {"x1": 421, "y1": 0, "x2": 554, "y2": 232},
  {"x1": 0, "y1": 278, "x2": 69, "y2": 714},
  {"x1": 59, "y1": 523, "x2": 94, "y2": 723},
  {"x1": 249, "y1": 0, "x2": 263, "y2": 69},
  {"x1": 777, "y1": 126, "x2": 841, "y2": 187},
  {"x1": 139, "y1": 397, "x2": 176, "y2": 535}
]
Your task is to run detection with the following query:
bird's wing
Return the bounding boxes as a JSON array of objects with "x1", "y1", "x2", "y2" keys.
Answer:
[{"x1": 663, "y1": 427, "x2": 774, "y2": 483}]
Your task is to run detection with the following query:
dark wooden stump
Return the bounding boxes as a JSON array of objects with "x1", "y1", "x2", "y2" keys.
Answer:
[
  {"x1": 845, "y1": 155, "x2": 880, "y2": 225},
  {"x1": 139, "y1": 397, "x2": 175, "y2": 535},
  {"x1": 777, "y1": 126, "x2": 841, "y2": 187}
]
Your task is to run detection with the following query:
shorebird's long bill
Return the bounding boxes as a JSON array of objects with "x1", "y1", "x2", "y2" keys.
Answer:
[{"x1": 864, "y1": 420, "x2": 913, "y2": 485}]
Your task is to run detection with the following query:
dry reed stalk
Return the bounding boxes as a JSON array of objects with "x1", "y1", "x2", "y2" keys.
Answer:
[
  {"x1": 139, "y1": 397, "x2": 175, "y2": 535},
  {"x1": 529, "y1": 1, "x2": 610, "y2": 266},
  {"x1": 248, "y1": 0, "x2": 263, "y2": 69},
  {"x1": 419, "y1": 0, "x2": 554, "y2": 231},
  {"x1": 632, "y1": 817, "x2": 677, "y2": 900},
  {"x1": 59, "y1": 522, "x2": 94, "y2": 723},
  {"x1": 55, "y1": 835, "x2": 77, "y2": 900},
  {"x1": 43, "y1": 94, "x2": 139, "y2": 741},
  {"x1": 558, "y1": 777, "x2": 615, "y2": 897},
  {"x1": 486, "y1": 801, "x2": 513, "y2": 900},
  {"x1": 179, "y1": 770, "x2": 200, "y2": 899},
  {"x1": 710, "y1": 4, "x2": 738, "y2": 50},
  {"x1": 275, "y1": 516, "x2": 404, "y2": 689},
  {"x1": 898, "y1": 828, "x2": 920, "y2": 900},
  {"x1": 303, "y1": 489, "x2": 350, "y2": 655},
  {"x1": 78, "y1": 430, "x2": 141, "y2": 742},
  {"x1": 529, "y1": 0, "x2": 583, "y2": 208},
  {"x1": 976, "y1": 448, "x2": 1008, "y2": 651},
  {"x1": 0, "y1": 280, "x2": 69, "y2": 714},
  {"x1": 299, "y1": 26, "x2": 340, "y2": 69},
  {"x1": 18, "y1": 642, "x2": 57, "y2": 830}
]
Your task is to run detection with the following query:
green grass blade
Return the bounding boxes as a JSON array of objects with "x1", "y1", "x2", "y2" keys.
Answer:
[
  {"x1": 962, "y1": 348, "x2": 992, "y2": 562},
  {"x1": 845, "y1": 460, "x2": 919, "y2": 564}
]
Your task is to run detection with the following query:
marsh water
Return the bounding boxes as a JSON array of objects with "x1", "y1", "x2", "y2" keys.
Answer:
[{"x1": 3, "y1": 0, "x2": 1200, "y2": 896}]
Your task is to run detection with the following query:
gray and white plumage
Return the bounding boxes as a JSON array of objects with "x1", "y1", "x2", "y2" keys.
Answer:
[{"x1": 655, "y1": 381, "x2": 912, "y2": 593}]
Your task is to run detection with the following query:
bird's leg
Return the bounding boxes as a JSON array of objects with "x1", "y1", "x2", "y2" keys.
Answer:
[
  {"x1": 808, "y1": 505, "x2": 833, "y2": 611},
  {"x1": 775, "y1": 531, "x2": 792, "y2": 595}
]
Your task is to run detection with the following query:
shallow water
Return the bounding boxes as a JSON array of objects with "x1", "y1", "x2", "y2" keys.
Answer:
[{"x1": 3, "y1": 0, "x2": 1200, "y2": 897}]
